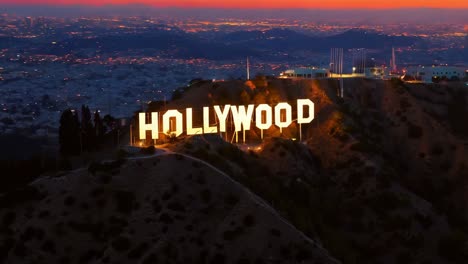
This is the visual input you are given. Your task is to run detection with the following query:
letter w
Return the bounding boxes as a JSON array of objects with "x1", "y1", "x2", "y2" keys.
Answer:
[{"x1": 230, "y1": 105, "x2": 254, "y2": 132}]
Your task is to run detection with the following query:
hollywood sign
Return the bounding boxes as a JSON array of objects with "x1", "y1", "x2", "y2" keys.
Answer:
[{"x1": 139, "y1": 99, "x2": 314, "y2": 140}]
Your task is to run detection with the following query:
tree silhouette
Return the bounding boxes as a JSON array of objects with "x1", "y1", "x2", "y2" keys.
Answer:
[
  {"x1": 94, "y1": 111, "x2": 105, "y2": 144},
  {"x1": 103, "y1": 114, "x2": 116, "y2": 132},
  {"x1": 80, "y1": 105, "x2": 95, "y2": 151},
  {"x1": 59, "y1": 109, "x2": 81, "y2": 156},
  {"x1": 59, "y1": 106, "x2": 119, "y2": 155}
]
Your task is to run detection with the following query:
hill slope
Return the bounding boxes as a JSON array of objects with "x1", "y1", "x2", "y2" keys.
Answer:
[
  {"x1": 161, "y1": 77, "x2": 468, "y2": 263},
  {"x1": 2, "y1": 77, "x2": 467, "y2": 264},
  {"x1": 0, "y1": 152, "x2": 338, "y2": 264}
]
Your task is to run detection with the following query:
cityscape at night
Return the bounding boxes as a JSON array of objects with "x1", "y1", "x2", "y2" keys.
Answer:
[
  {"x1": 0, "y1": 2, "x2": 467, "y2": 264},
  {"x1": 0, "y1": 10, "x2": 466, "y2": 136}
]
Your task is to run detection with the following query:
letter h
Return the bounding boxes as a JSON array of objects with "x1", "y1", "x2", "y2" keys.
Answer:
[{"x1": 139, "y1": 113, "x2": 159, "y2": 139}]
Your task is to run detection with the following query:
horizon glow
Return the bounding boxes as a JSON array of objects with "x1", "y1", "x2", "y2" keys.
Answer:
[{"x1": 1, "y1": 0, "x2": 467, "y2": 9}]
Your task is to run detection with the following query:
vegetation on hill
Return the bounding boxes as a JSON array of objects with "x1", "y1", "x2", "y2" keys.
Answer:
[
  {"x1": 165, "y1": 78, "x2": 468, "y2": 263},
  {"x1": 2, "y1": 78, "x2": 468, "y2": 263}
]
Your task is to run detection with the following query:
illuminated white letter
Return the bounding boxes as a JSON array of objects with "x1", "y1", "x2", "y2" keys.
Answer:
[
  {"x1": 255, "y1": 104, "x2": 272, "y2": 130},
  {"x1": 186, "y1": 108, "x2": 202, "y2": 135},
  {"x1": 163, "y1": 110, "x2": 183, "y2": 137},
  {"x1": 231, "y1": 105, "x2": 254, "y2": 132},
  {"x1": 203, "y1": 107, "x2": 218, "y2": 134},
  {"x1": 274, "y1": 103, "x2": 292, "y2": 128},
  {"x1": 214, "y1": 105, "x2": 231, "y2": 132},
  {"x1": 139, "y1": 112, "x2": 159, "y2": 140},
  {"x1": 297, "y1": 99, "x2": 314, "y2": 124}
]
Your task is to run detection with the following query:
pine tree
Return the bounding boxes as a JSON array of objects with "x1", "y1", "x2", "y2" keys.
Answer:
[
  {"x1": 80, "y1": 105, "x2": 95, "y2": 151},
  {"x1": 72, "y1": 111, "x2": 81, "y2": 154},
  {"x1": 94, "y1": 111, "x2": 104, "y2": 146},
  {"x1": 103, "y1": 114, "x2": 116, "y2": 132},
  {"x1": 59, "y1": 109, "x2": 81, "y2": 156}
]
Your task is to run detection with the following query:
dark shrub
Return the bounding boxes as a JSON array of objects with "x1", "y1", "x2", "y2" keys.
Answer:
[
  {"x1": 223, "y1": 227, "x2": 243, "y2": 241},
  {"x1": 167, "y1": 201, "x2": 186, "y2": 212},
  {"x1": 224, "y1": 194, "x2": 239, "y2": 206},
  {"x1": 438, "y1": 231, "x2": 468, "y2": 262},
  {"x1": 430, "y1": 144, "x2": 444, "y2": 156},
  {"x1": 200, "y1": 189, "x2": 212, "y2": 203},
  {"x1": 140, "y1": 145, "x2": 155, "y2": 155},
  {"x1": 243, "y1": 215, "x2": 255, "y2": 227},
  {"x1": 407, "y1": 123, "x2": 423, "y2": 139},
  {"x1": 2, "y1": 211, "x2": 15, "y2": 226},
  {"x1": 415, "y1": 213, "x2": 433, "y2": 229},
  {"x1": 112, "y1": 236, "x2": 131, "y2": 252},
  {"x1": 64, "y1": 196, "x2": 75, "y2": 206},
  {"x1": 142, "y1": 253, "x2": 158, "y2": 264},
  {"x1": 128, "y1": 243, "x2": 149, "y2": 259},
  {"x1": 40, "y1": 240, "x2": 56, "y2": 254},
  {"x1": 210, "y1": 253, "x2": 226, "y2": 264},
  {"x1": 296, "y1": 247, "x2": 312, "y2": 262},
  {"x1": 270, "y1": 228, "x2": 281, "y2": 237},
  {"x1": 0, "y1": 186, "x2": 44, "y2": 209},
  {"x1": 152, "y1": 199, "x2": 162, "y2": 213},
  {"x1": 114, "y1": 190, "x2": 136, "y2": 214},
  {"x1": 159, "y1": 213, "x2": 173, "y2": 224},
  {"x1": 171, "y1": 89, "x2": 184, "y2": 101},
  {"x1": 116, "y1": 149, "x2": 129, "y2": 159}
]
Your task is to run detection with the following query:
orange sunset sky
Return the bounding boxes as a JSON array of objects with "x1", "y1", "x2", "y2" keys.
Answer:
[{"x1": 1, "y1": 0, "x2": 467, "y2": 9}]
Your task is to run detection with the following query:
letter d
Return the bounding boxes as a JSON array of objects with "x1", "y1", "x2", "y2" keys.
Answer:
[{"x1": 297, "y1": 99, "x2": 314, "y2": 124}]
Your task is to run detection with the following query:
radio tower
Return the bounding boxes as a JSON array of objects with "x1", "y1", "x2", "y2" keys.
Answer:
[
  {"x1": 330, "y1": 48, "x2": 344, "y2": 98},
  {"x1": 391, "y1": 47, "x2": 397, "y2": 72}
]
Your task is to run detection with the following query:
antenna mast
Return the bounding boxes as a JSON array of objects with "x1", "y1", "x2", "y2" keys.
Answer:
[
  {"x1": 246, "y1": 57, "x2": 250, "y2": 80},
  {"x1": 330, "y1": 48, "x2": 344, "y2": 98}
]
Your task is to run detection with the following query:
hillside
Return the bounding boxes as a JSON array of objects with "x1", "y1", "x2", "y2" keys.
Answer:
[
  {"x1": 161, "y1": 77, "x2": 468, "y2": 263},
  {"x1": 0, "y1": 152, "x2": 338, "y2": 263},
  {"x1": 1, "y1": 77, "x2": 468, "y2": 263}
]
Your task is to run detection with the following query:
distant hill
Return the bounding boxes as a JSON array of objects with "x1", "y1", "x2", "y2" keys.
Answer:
[
  {"x1": 34, "y1": 28, "x2": 252, "y2": 60},
  {"x1": 2, "y1": 28, "x2": 420, "y2": 60},
  {"x1": 220, "y1": 29, "x2": 418, "y2": 51},
  {"x1": 321, "y1": 29, "x2": 417, "y2": 49}
]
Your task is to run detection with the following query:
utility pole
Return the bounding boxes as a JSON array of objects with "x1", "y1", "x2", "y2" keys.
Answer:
[
  {"x1": 299, "y1": 123, "x2": 302, "y2": 142},
  {"x1": 129, "y1": 124, "x2": 132, "y2": 146},
  {"x1": 340, "y1": 48, "x2": 344, "y2": 98}
]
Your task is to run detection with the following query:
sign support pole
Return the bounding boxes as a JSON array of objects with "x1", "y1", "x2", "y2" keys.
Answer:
[{"x1": 299, "y1": 123, "x2": 302, "y2": 142}]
